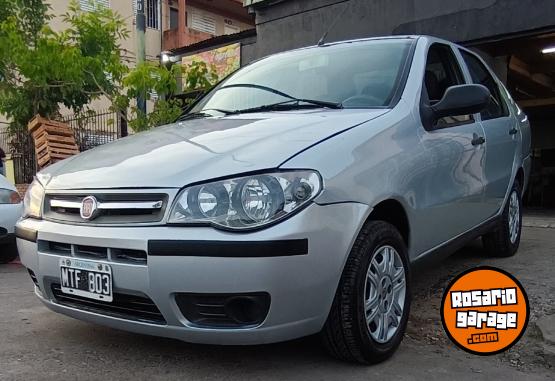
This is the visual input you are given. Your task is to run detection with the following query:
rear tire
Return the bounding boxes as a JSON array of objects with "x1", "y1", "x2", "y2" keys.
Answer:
[
  {"x1": 321, "y1": 221, "x2": 411, "y2": 364},
  {"x1": 482, "y1": 180, "x2": 522, "y2": 257},
  {"x1": 0, "y1": 240, "x2": 18, "y2": 264}
]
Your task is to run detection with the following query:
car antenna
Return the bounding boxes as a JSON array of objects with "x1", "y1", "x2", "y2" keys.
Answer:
[{"x1": 317, "y1": 1, "x2": 352, "y2": 46}]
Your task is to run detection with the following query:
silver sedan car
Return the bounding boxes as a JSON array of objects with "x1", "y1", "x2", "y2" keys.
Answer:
[{"x1": 17, "y1": 36, "x2": 530, "y2": 364}]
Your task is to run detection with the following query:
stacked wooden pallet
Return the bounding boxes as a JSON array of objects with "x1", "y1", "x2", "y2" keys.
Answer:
[{"x1": 28, "y1": 115, "x2": 80, "y2": 169}]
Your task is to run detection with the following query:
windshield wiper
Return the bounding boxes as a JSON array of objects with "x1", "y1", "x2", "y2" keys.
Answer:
[
  {"x1": 179, "y1": 83, "x2": 343, "y2": 120},
  {"x1": 219, "y1": 83, "x2": 297, "y2": 100},
  {"x1": 181, "y1": 99, "x2": 342, "y2": 120},
  {"x1": 232, "y1": 99, "x2": 343, "y2": 115},
  {"x1": 218, "y1": 83, "x2": 343, "y2": 111}
]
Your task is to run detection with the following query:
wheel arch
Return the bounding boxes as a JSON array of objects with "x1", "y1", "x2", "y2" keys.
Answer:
[
  {"x1": 515, "y1": 167, "x2": 524, "y2": 190},
  {"x1": 366, "y1": 199, "x2": 410, "y2": 249}
]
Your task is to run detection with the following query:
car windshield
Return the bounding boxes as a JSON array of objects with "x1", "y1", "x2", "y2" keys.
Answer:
[{"x1": 190, "y1": 39, "x2": 414, "y2": 114}]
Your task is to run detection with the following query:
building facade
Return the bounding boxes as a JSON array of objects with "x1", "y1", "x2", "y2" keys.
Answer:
[{"x1": 162, "y1": 0, "x2": 254, "y2": 51}]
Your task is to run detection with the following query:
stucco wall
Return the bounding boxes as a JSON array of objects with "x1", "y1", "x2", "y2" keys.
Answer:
[{"x1": 243, "y1": 0, "x2": 555, "y2": 63}]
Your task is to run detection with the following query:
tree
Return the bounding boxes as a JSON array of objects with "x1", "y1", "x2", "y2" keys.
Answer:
[
  {"x1": 116, "y1": 60, "x2": 219, "y2": 132},
  {"x1": 0, "y1": 0, "x2": 219, "y2": 135},
  {"x1": 0, "y1": 0, "x2": 128, "y2": 133}
]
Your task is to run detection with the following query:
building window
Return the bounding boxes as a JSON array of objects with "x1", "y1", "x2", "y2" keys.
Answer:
[
  {"x1": 80, "y1": 0, "x2": 110, "y2": 12},
  {"x1": 146, "y1": 0, "x2": 159, "y2": 30},
  {"x1": 190, "y1": 8, "x2": 216, "y2": 35},
  {"x1": 169, "y1": 7, "x2": 179, "y2": 29},
  {"x1": 133, "y1": 0, "x2": 159, "y2": 30}
]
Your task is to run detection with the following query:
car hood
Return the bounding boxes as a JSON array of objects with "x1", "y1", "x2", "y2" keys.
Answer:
[{"x1": 41, "y1": 109, "x2": 388, "y2": 190}]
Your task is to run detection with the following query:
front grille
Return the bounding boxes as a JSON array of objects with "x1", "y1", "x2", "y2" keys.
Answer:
[
  {"x1": 51, "y1": 284, "x2": 166, "y2": 325},
  {"x1": 39, "y1": 240, "x2": 147, "y2": 265},
  {"x1": 43, "y1": 193, "x2": 168, "y2": 225},
  {"x1": 49, "y1": 242, "x2": 72, "y2": 255},
  {"x1": 75, "y1": 245, "x2": 108, "y2": 260}
]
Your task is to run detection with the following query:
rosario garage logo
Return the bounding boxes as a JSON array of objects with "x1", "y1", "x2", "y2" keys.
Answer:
[{"x1": 441, "y1": 266, "x2": 529, "y2": 355}]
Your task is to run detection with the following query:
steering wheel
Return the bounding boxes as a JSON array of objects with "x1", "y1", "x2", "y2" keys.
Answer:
[{"x1": 342, "y1": 94, "x2": 383, "y2": 107}]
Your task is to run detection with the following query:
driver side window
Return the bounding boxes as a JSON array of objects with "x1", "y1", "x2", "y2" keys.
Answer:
[{"x1": 424, "y1": 44, "x2": 472, "y2": 127}]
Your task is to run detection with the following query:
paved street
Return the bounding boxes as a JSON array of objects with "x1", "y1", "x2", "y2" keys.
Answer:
[{"x1": 1, "y1": 225, "x2": 553, "y2": 380}]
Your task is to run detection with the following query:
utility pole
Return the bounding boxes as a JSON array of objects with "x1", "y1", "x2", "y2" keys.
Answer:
[{"x1": 136, "y1": 0, "x2": 147, "y2": 115}]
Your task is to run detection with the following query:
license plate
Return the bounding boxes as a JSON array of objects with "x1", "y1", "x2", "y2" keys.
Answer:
[{"x1": 59, "y1": 258, "x2": 113, "y2": 302}]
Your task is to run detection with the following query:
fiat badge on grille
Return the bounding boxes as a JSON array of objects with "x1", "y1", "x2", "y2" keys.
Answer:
[{"x1": 80, "y1": 196, "x2": 99, "y2": 220}]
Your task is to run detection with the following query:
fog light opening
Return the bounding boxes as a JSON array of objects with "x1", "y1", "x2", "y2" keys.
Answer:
[{"x1": 224, "y1": 296, "x2": 266, "y2": 325}]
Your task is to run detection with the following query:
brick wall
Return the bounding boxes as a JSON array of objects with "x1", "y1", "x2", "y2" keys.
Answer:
[{"x1": 16, "y1": 184, "x2": 29, "y2": 197}]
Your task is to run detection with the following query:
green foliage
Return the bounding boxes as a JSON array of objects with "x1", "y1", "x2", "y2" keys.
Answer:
[
  {"x1": 184, "y1": 61, "x2": 219, "y2": 91},
  {"x1": 116, "y1": 61, "x2": 218, "y2": 132},
  {"x1": 0, "y1": 0, "x2": 219, "y2": 134},
  {"x1": 0, "y1": 0, "x2": 128, "y2": 133}
]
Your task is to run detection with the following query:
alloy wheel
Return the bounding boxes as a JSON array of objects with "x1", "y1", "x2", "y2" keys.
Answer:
[
  {"x1": 364, "y1": 245, "x2": 406, "y2": 343},
  {"x1": 508, "y1": 190, "x2": 520, "y2": 244}
]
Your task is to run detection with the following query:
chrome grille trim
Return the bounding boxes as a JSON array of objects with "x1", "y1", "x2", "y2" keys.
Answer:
[
  {"x1": 50, "y1": 199, "x2": 164, "y2": 210},
  {"x1": 43, "y1": 191, "x2": 171, "y2": 225},
  {"x1": 49, "y1": 200, "x2": 81, "y2": 209}
]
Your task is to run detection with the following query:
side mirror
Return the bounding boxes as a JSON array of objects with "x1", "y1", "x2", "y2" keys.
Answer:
[
  {"x1": 432, "y1": 84, "x2": 490, "y2": 119},
  {"x1": 421, "y1": 84, "x2": 490, "y2": 130}
]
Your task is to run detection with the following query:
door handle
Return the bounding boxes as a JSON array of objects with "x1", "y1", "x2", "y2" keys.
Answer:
[
  {"x1": 509, "y1": 128, "x2": 518, "y2": 135},
  {"x1": 471, "y1": 135, "x2": 486, "y2": 146}
]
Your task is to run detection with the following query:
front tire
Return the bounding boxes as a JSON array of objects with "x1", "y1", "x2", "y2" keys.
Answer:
[
  {"x1": 321, "y1": 221, "x2": 411, "y2": 364},
  {"x1": 482, "y1": 180, "x2": 522, "y2": 257}
]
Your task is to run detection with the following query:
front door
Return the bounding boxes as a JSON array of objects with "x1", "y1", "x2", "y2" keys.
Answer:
[{"x1": 414, "y1": 43, "x2": 488, "y2": 254}]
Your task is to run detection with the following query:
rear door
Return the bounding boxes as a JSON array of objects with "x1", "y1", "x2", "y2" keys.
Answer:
[
  {"x1": 414, "y1": 43, "x2": 488, "y2": 253},
  {"x1": 459, "y1": 50, "x2": 517, "y2": 216}
]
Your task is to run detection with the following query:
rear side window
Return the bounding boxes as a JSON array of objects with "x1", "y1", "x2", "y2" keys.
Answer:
[
  {"x1": 460, "y1": 51, "x2": 509, "y2": 120},
  {"x1": 424, "y1": 44, "x2": 470, "y2": 127}
]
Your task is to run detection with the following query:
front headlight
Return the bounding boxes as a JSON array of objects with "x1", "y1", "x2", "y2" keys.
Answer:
[
  {"x1": 168, "y1": 170, "x2": 322, "y2": 230},
  {"x1": 23, "y1": 179, "x2": 44, "y2": 219}
]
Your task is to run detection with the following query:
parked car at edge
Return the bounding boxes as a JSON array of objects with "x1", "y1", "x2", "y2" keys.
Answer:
[
  {"x1": 16, "y1": 36, "x2": 531, "y2": 363},
  {"x1": 0, "y1": 174, "x2": 22, "y2": 263}
]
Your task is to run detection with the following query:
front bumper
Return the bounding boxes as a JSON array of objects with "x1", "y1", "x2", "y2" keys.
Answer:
[{"x1": 17, "y1": 202, "x2": 369, "y2": 345}]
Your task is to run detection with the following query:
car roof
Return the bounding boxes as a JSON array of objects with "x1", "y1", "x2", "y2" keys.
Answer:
[
  {"x1": 246, "y1": 35, "x2": 421, "y2": 65},
  {"x1": 259, "y1": 35, "x2": 457, "y2": 61},
  {"x1": 321, "y1": 35, "x2": 420, "y2": 46}
]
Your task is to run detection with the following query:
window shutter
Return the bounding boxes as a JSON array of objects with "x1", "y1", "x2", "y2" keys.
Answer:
[
  {"x1": 80, "y1": 0, "x2": 110, "y2": 12},
  {"x1": 190, "y1": 9, "x2": 216, "y2": 35}
]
